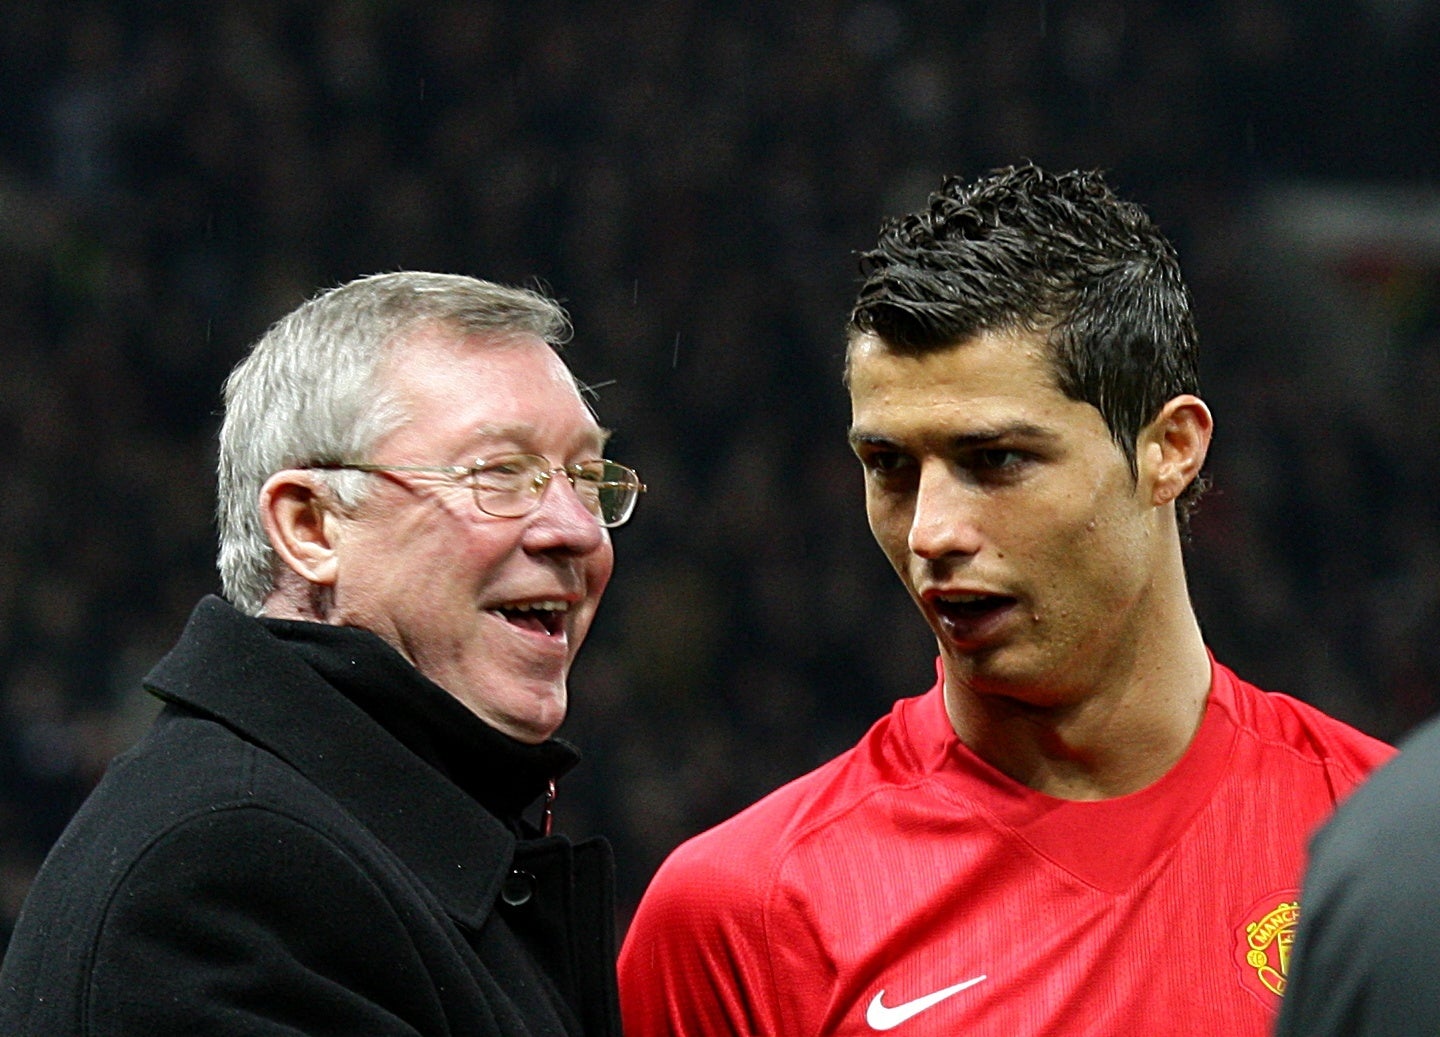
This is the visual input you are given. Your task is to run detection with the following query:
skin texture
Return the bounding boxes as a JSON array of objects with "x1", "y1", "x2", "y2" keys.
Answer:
[
  {"x1": 259, "y1": 324, "x2": 614, "y2": 743},
  {"x1": 847, "y1": 327, "x2": 1213, "y2": 798}
]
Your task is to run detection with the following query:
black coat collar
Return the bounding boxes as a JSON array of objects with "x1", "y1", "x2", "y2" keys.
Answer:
[
  {"x1": 142, "y1": 596, "x2": 567, "y2": 930},
  {"x1": 258, "y1": 614, "x2": 579, "y2": 828}
]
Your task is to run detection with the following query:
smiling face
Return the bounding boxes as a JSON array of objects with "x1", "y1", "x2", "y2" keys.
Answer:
[
  {"x1": 848, "y1": 327, "x2": 1183, "y2": 709},
  {"x1": 323, "y1": 324, "x2": 614, "y2": 742}
]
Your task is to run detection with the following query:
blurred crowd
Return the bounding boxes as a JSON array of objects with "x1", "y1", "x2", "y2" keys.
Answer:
[{"x1": 3, "y1": 0, "x2": 1439, "y2": 943}]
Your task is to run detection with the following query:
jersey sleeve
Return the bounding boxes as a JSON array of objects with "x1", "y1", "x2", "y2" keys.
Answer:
[
  {"x1": 1308, "y1": 709, "x2": 1397, "y2": 794},
  {"x1": 1244, "y1": 686, "x2": 1396, "y2": 797},
  {"x1": 618, "y1": 834, "x2": 780, "y2": 1037}
]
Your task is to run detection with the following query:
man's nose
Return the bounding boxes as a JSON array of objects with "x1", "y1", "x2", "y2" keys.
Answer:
[
  {"x1": 907, "y1": 463, "x2": 983, "y2": 559},
  {"x1": 525, "y1": 471, "x2": 607, "y2": 552}
]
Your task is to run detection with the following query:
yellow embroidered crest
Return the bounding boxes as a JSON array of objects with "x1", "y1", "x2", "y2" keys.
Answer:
[{"x1": 1235, "y1": 892, "x2": 1299, "y2": 1007}]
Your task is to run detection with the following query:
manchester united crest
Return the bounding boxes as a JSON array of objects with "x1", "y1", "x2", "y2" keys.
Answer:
[{"x1": 1235, "y1": 892, "x2": 1299, "y2": 1009}]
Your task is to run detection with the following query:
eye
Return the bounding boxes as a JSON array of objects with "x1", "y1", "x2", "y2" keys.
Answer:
[
  {"x1": 473, "y1": 454, "x2": 543, "y2": 492},
  {"x1": 973, "y1": 448, "x2": 1027, "y2": 470},
  {"x1": 478, "y1": 455, "x2": 532, "y2": 476},
  {"x1": 860, "y1": 449, "x2": 900, "y2": 471},
  {"x1": 963, "y1": 447, "x2": 1034, "y2": 483},
  {"x1": 857, "y1": 447, "x2": 917, "y2": 483},
  {"x1": 570, "y1": 461, "x2": 609, "y2": 485}
]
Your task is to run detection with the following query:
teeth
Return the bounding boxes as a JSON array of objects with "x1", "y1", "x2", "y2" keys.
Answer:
[
  {"x1": 937, "y1": 593, "x2": 989, "y2": 604},
  {"x1": 502, "y1": 600, "x2": 569, "y2": 613}
]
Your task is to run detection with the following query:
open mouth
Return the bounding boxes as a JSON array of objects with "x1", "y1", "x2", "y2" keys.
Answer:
[
  {"x1": 929, "y1": 592, "x2": 1016, "y2": 632},
  {"x1": 494, "y1": 600, "x2": 569, "y2": 636}
]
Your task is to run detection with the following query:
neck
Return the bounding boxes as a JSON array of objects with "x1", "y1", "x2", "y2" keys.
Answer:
[
  {"x1": 261, "y1": 575, "x2": 334, "y2": 624},
  {"x1": 943, "y1": 593, "x2": 1211, "y2": 801}
]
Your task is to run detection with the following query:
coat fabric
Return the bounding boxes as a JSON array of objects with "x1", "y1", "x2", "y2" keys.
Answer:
[
  {"x1": 0, "y1": 595, "x2": 622, "y2": 1036},
  {"x1": 1275, "y1": 711, "x2": 1440, "y2": 1035}
]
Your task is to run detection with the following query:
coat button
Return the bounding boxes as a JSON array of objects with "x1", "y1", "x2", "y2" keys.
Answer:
[{"x1": 501, "y1": 869, "x2": 535, "y2": 907}]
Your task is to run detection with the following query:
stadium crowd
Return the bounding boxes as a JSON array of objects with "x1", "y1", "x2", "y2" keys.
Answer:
[{"x1": 2, "y1": 0, "x2": 1439, "y2": 943}]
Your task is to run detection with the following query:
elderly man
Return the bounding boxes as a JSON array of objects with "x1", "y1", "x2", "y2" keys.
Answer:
[{"x1": 0, "y1": 272, "x2": 643, "y2": 1036}]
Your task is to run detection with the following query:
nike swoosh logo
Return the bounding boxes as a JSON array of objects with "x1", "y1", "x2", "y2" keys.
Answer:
[{"x1": 865, "y1": 975, "x2": 987, "y2": 1031}]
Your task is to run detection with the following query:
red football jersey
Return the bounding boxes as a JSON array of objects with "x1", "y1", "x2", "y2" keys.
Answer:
[{"x1": 619, "y1": 659, "x2": 1393, "y2": 1036}]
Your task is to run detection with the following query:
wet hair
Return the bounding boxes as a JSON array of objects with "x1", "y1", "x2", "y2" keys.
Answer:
[
  {"x1": 217, "y1": 271, "x2": 573, "y2": 615},
  {"x1": 848, "y1": 162, "x2": 1208, "y2": 528}
]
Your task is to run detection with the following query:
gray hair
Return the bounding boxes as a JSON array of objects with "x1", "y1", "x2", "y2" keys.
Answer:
[{"x1": 216, "y1": 271, "x2": 573, "y2": 615}]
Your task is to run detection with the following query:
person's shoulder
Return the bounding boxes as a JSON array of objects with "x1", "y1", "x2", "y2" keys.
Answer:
[
  {"x1": 639, "y1": 692, "x2": 934, "y2": 911},
  {"x1": 649, "y1": 752, "x2": 860, "y2": 899},
  {"x1": 1327, "y1": 710, "x2": 1440, "y2": 830},
  {"x1": 2, "y1": 710, "x2": 385, "y2": 1011},
  {"x1": 5, "y1": 788, "x2": 450, "y2": 1037},
  {"x1": 1213, "y1": 659, "x2": 1391, "y2": 756},
  {"x1": 42, "y1": 704, "x2": 379, "y2": 897},
  {"x1": 59, "y1": 708, "x2": 262, "y2": 837},
  {"x1": 94, "y1": 704, "x2": 319, "y2": 814},
  {"x1": 1213, "y1": 660, "x2": 1396, "y2": 780},
  {"x1": 621, "y1": 750, "x2": 865, "y2": 975}
]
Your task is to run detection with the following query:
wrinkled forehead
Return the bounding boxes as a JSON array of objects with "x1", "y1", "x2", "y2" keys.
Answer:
[
  {"x1": 377, "y1": 322, "x2": 580, "y2": 394},
  {"x1": 376, "y1": 324, "x2": 609, "y2": 452}
]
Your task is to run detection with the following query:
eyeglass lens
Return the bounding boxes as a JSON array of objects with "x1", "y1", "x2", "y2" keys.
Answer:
[{"x1": 471, "y1": 456, "x2": 639, "y2": 526}]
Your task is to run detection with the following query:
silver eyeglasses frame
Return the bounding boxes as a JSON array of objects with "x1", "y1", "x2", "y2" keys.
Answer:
[{"x1": 307, "y1": 453, "x2": 645, "y2": 528}]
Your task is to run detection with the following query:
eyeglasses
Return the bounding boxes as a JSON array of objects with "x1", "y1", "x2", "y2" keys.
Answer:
[{"x1": 309, "y1": 453, "x2": 645, "y2": 528}]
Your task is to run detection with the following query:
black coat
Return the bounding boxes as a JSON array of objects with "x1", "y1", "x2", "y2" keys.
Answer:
[{"x1": 0, "y1": 596, "x2": 622, "y2": 1036}]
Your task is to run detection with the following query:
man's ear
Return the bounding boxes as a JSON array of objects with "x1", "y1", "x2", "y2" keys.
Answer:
[
  {"x1": 1142, "y1": 395, "x2": 1213, "y2": 506},
  {"x1": 260, "y1": 471, "x2": 343, "y2": 588}
]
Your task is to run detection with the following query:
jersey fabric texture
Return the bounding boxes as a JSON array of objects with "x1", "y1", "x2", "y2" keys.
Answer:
[
  {"x1": 618, "y1": 658, "x2": 1393, "y2": 1037},
  {"x1": 1275, "y1": 709, "x2": 1440, "y2": 1035}
]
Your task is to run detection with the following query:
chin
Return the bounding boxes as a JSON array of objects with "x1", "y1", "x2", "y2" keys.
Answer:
[
  {"x1": 941, "y1": 643, "x2": 1032, "y2": 686},
  {"x1": 505, "y1": 723, "x2": 559, "y2": 746},
  {"x1": 505, "y1": 688, "x2": 569, "y2": 744}
]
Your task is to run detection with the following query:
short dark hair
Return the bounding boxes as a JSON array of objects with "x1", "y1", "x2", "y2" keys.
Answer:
[{"x1": 848, "y1": 162, "x2": 1208, "y2": 528}]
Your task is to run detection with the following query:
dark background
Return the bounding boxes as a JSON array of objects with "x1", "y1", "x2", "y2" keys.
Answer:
[{"x1": 3, "y1": 1, "x2": 1439, "y2": 944}]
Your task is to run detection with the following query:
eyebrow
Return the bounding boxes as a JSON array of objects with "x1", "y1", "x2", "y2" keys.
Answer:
[
  {"x1": 848, "y1": 421, "x2": 1057, "y2": 450},
  {"x1": 469, "y1": 422, "x2": 613, "y2": 450}
]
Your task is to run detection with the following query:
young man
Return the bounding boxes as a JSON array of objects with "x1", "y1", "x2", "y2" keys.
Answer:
[
  {"x1": 0, "y1": 272, "x2": 644, "y2": 1035},
  {"x1": 617, "y1": 165, "x2": 1392, "y2": 1035}
]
